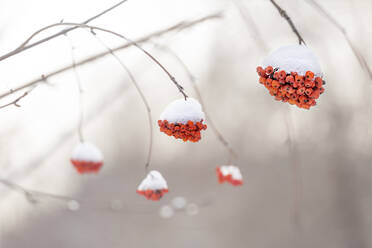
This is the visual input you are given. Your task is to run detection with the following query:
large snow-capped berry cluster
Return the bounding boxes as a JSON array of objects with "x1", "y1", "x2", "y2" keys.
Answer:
[
  {"x1": 136, "y1": 170, "x2": 169, "y2": 201},
  {"x1": 216, "y1": 165, "x2": 243, "y2": 186},
  {"x1": 70, "y1": 142, "x2": 104, "y2": 174},
  {"x1": 158, "y1": 98, "x2": 207, "y2": 142},
  {"x1": 256, "y1": 45, "x2": 325, "y2": 110}
]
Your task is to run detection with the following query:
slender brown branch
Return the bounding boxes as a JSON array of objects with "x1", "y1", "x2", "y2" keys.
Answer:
[
  {"x1": 269, "y1": 0, "x2": 306, "y2": 45},
  {"x1": 92, "y1": 34, "x2": 153, "y2": 171},
  {"x1": 40, "y1": 22, "x2": 188, "y2": 98},
  {"x1": 304, "y1": 0, "x2": 372, "y2": 81},
  {"x1": 0, "y1": 14, "x2": 221, "y2": 102},
  {"x1": 0, "y1": 178, "x2": 76, "y2": 203},
  {"x1": 0, "y1": 13, "x2": 222, "y2": 102},
  {"x1": 67, "y1": 35, "x2": 85, "y2": 143},
  {"x1": 153, "y1": 43, "x2": 237, "y2": 162},
  {"x1": 0, "y1": 86, "x2": 36, "y2": 109},
  {"x1": 0, "y1": 0, "x2": 129, "y2": 62}
]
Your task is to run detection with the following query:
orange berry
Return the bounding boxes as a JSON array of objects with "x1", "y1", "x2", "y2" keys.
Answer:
[
  {"x1": 305, "y1": 71, "x2": 314, "y2": 80},
  {"x1": 265, "y1": 66, "x2": 274, "y2": 75}
]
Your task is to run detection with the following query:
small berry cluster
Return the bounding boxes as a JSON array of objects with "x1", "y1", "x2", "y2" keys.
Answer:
[
  {"x1": 158, "y1": 120, "x2": 207, "y2": 142},
  {"x1": 216, "y1": 166, "x2": 243, "y2": 186},
  {"x1": 71, "y1": 160, "x2": 103, "y2": 174},
  {"x1": 136, "y1": 189, "x2": 169, "y2": 201},
  {"x1": 256, "y1": 66, "x2": 325, "y2": 109}
]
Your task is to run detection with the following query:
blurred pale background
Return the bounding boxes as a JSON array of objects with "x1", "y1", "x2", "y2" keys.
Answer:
[{"x1": 1, "y1": 0, "x2": 372, "y2": 247}]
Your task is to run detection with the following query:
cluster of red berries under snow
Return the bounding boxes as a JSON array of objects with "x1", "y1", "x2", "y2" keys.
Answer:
[
  {"x1": 257, "y1": 45, "x2": 325, "y2": 110},
  {"x1": 136, "y1": 170, "x2": 169, "y2": 201},
  {"x1": 216, "y1": 165, "x2": 243, "y2": 186},
  {"x1": 70, "y1": 142, "x2": 104, "y2": 174},
  {"x1": 158, "y1": 98, "x2": 207, "y2": 142}
]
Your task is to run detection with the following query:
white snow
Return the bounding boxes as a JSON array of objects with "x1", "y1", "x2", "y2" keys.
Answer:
[
  {"x1": 137, "y1": 170, "x2": 168, "y2": 191},
  {"x1": 219, "y1": 165, "x2": 243, "y2": 180},
  {"x1": 71, "y1": 142, "x2": 103, "y2": 162},
  {"x1": 159, "y1": 98, "x2": 205, "y2": 124},
  {"x1": 262, "y1": 44, "x2": 323, "y2": 77}
]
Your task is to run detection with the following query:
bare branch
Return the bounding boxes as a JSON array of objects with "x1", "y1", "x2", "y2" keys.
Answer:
[
  {"x1": 66, "y1": 35, "x2": 85, "y2": 142},
  {"x1": 0, "y1": 86, "x2": 36, "y2": 110},
  {"x1": 0, "y1": 14, "x2": 221, "y2": 102},
  {"x1": 19, "y1": 22, "x2": 188, "y2": 99},
  {"x1": 269, "y1": 0, "x2": 306, "y2": 45},
  {"x1": 304, "y1": 0, "x2": 372, "y2": 81},
  {"x1": 0, "y1": 0, "x2": 129, "y2": 61}
]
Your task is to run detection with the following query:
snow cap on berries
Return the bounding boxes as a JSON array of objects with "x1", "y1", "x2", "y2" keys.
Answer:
[
  {"x1": 137, "y1": 170, "x2": 169, "y2": 201},
  {"x1": 216, "y1": 165, "x2": 243, "y2": 186},
  {"x1": 262, "y1": 44, "x2": 323, "y2": 77},
  {"x1": 71, "y1": 142, "x2": 103, "y2": 162},
  {"x1": 160, "y1": 98, "x2": 205, "y2": 124},
  {"x1": 137, "y1": 170, "x2": 168, "y2": 191},
  {"x1": 70, "y1": 142, "x2": 103, "y2": 174}
]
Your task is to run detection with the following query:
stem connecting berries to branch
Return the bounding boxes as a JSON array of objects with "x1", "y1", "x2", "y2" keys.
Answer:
[{"x1": 269, "y1": 0, "x2": 306, "y2": 45}]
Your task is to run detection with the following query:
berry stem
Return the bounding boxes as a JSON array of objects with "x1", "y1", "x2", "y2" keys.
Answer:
[{"x1": 269, "y1": 0, "x2": 306, "y2": 45}]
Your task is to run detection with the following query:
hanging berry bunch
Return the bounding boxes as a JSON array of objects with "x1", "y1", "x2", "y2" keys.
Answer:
[
  {"x1": 70, "y1": 142, "x2": 104, "y2": 174},
  {"x1": 158, "y1": 98, "x2": 207, "y2": 142},
  {"x1": 136, "y1": 170, "x2": 169, "y2": 201},
  {"x1": 256, "y1": 45, "x2": 325, "y2": 110},
  {"x1": 216, "y1": 165, "x2": 243, "y2": 186}
]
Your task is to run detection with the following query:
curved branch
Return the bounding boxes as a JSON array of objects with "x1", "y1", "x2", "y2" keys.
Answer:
[
  {"x1": 304, "y1": 0, "x2": 372, "y2": 81},
  {"x1": 0, "y1": 0, "x2": 129, "y2": 61},
  {"x1": 8, "y1": 22, "x2": 189, "y2": 99},
  {"x1": 269, "y1": 0, "x2": 306, "y2": 45},
  {"x1": 66, "y1": 35, "x2": 85, "y2": 143},
  {"x1": 0, "y1": 14, "x2": 221, "y2": 102}
]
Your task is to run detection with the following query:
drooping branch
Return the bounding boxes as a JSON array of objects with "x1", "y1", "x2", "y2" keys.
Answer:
[
  {"x1": 304, "y1": 0, "x2": 372, "y2": 81},
  {"x1": 0, "y1": 14, "x2": 221, "y2": 102},
  {"x1": 66, "y1": 35, "x2": 85, "y2": 143},
  {"x1": 153, "y1": 43, "x2": 237, "y2": 163},
  {"x1": 0, "y1": 0, "x2": 129, "y2": 62},
  {"x1": 269, "y1": 0, "x2": 306, "y2": 45},
  {"x1": 92, "y1": 34, "x2": 153, "y2": 171}
]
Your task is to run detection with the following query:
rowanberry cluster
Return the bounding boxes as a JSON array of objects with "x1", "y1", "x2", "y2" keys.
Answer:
[
  {"x1": 158, "y1": 120, "x2": 207, "y2": 142},
  {"x1": 256, "y1": 66, "x2": 325, "y2": 109},
  {"x1": 136, "y1": 188, "x2": 169, "y2": 201},
  {"x1": 216, "y1": 166, "x2": 243, "y2": 186},
  {"x1": 71, "y1": 160, "x2": 103, "y2": 174}
]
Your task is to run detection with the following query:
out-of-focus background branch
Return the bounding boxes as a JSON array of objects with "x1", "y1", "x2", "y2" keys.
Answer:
[{"x1": 1, "y1": 0, "x2": 372, "y2": 248}]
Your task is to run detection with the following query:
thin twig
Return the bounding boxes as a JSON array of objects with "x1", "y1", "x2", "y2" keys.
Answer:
[
  {"x1": 0, "y1": 14, "x2": 221, "y2": 101},
  {"x1": 153, "y1": 43, "x2": 237, "y2": 162},
  {"x1": 0, "y1": 0, "x2": 129, "y2": 62},
  {"x1": 0, "y1": 178, "x2": 76, "y2": 203},
  {"x1": 269, "y1": 0, "x2": 306, "y2": 45},
  {"x1": 0, "y1": 86, "x2": 36, "y2": 109},
  {"x1": 304, "y1": 0, "x2": 372, "y2": 80},
  {"x1": 92, "y1": 33, "x2": 153, "y2": 171},
  {"x1": 66, "y1": 35, "x2": 85, "y2": 143}
]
